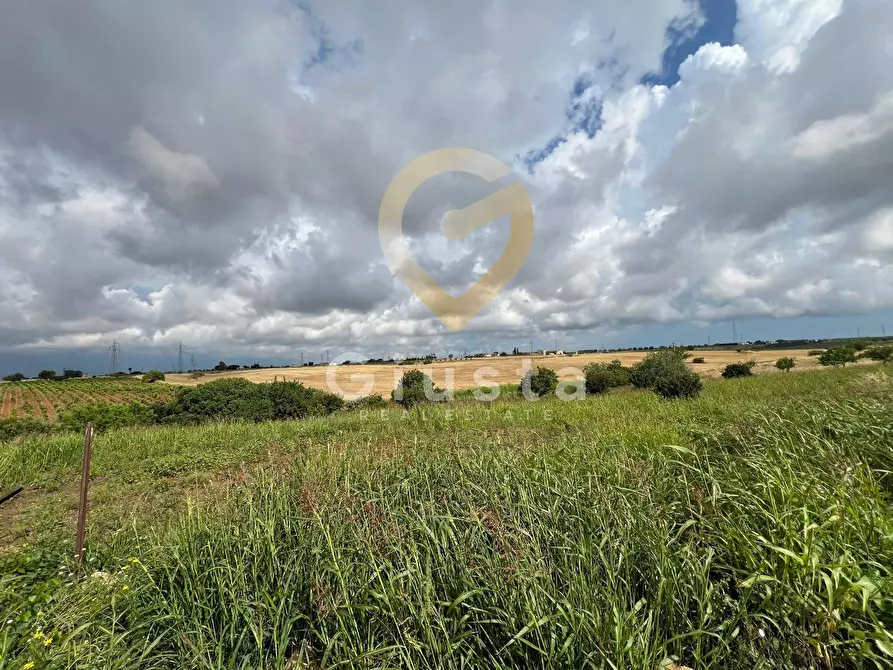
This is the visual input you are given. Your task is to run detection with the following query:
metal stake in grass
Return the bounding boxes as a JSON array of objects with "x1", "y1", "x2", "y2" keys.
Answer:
[{"x1": 75, "y1": 422, "x2": 94, "y2": 567}]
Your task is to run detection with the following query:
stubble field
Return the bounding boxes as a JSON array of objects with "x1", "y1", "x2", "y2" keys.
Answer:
[{"x1": 165, "y1": 348, "x2": 831, "y2": 396}]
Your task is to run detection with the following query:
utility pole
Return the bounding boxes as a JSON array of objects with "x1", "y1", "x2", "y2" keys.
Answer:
[
  {"x1": 189, "y1": 354, "x2": 195, "y2": 371},
  {"x1": 883, "y1": 324, "x2": 887, "y2": 337},
  {"x1": 707, "y1": 334, "x2": 711, "y2": 347},
  {"x1": 530, "y1": 339, "x2": 534, "y2": 355},
  {"x1": 175, "y1": 342, "x2": 187, "y2": 373},
  {"x1": 732, "y1": 321, "x2": 738, "y2": 344},
  {"x1": 858, "y1": 326, "x2": 861, "y2": 339},
  {"x1": 300, "y1": 352, "x2": 304, "y2": 366},
  {"x1": 108, "y1": 339, "x2": 120, "y2": 375}
]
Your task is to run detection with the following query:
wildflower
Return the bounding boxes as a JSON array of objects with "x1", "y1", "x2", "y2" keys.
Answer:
[
  {"x1": 44, "y1": 636, "x2": 52, "y2": 646},
  {"x1": 23, "y1": 663, "x2": 35, "y2": 670},
  {"x1": 31, "y1": 632, "x2": 43, "y2": 640},
  {"x1": 122, "y1": 584, "x2": 129, "y2": 591},
  {"x1": 758, "y1": 628, "x2": 766, "y2": 638}
]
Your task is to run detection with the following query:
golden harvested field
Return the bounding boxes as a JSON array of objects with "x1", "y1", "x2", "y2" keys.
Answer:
[{"x1": 165, "y1": 348, "x2": 841, "y2": 397}]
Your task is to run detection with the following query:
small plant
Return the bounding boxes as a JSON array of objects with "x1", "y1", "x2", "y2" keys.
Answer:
[
  {"x1": 691, "y1": 357, "x2": 705, "y2": 364},
  {"x1": 863, "y1": 345, "x2": 893, "y2": 365},
  {"x1": 654, "y1": 368, "x2": 703, "y2": 399},
  {"x1": 808, "y1": 350, "x2": 824, "y2": 356},
  {"x1": 520, "y1": 366, "x2": 559, "y2": 398},
  {"x1": 722, "y1": 361, "x2": 757, "y2": 379},
  {"x1": 775, "y1": 357, "x2": 796, "y2": 373},
  {"x1": 142, "y1": 370, "x2": 166, "y2": 383},
  {"x1": 346, "y1": 394, "x2": 388, "y2": 411},
  {"x1": 583, "y1": 360, "x2": 631, "y2": 395},
  {"x1": 392, "y1": 370, "x2": 444, "y2": 407},
  {"x1": 819, "y1": 347, "x2": 857, "y2": 368}
]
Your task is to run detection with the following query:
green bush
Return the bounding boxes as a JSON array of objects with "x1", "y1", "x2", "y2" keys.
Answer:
[
  {"x1": 520, "y1": 366, "x2": 559, "y2": 398},
  {"x1": 392, "y1": 370, "x2": 443, "y2": 407},
  {"x1": 775, "y1": 357, "x2": 796, "y2": 372},
  {"x1": 142, "y1": 370, "x2": 166, "y2": 383},
  {"x1": 630, "y1": 349, "x2": 690, "y2": 389},
  {"x1": 864, "y1": 345, "x2": 893, "y2": 365},
  {"x1": 630, "y1": 349, "x2": 702, "y2": 399},
  {"x1": 819, "y1": 347, "x2": 857, "y2": 368},
  {"x1": 2, "y1": 373, "x2": 25, "y2": 382},
  {"x1": 0, "y1": 417, "x2": 52, "y2": 441},
  {"x1": 37, "y1": 370, "x2": 56, "y2": 380},
  {"x1": 346, "y1": 394, "x2": 389, "y2": 411},
  {"x1": 58, "y1": 402, "x2": 156, "y2": 433},
  {"x1": 691, "y1": 357, "x2": 706, "y2": 364},
  {"x1": 808, "y1": 350, "x2": 824, "y2": 356},
  {"x1": 583, "y1": 360, "x2": 631, "y2": 395},
  {"x1": 156, "y1": 379, "x2": 274, "y2": 424},
  {"x1": 654, "y1": 368, "x2": 703, "y2": 399},
  {"x1": 721, "y1": 361, "x2": 756, "y2": 379}
]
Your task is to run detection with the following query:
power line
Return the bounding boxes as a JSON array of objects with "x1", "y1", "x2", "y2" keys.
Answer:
[
  {"x1": 108, "y1": 339, "x2": 120, "y2": 375},
  {"x1": 175, "y1": 341, "x2": 187, "y2": 373}
]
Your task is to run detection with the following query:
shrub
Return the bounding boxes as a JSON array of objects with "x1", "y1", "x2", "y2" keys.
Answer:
[
  {"x1": 0, "y1": 417, "x2": 52, "y2": 441},
  {"x1": 142, "y1": 370, "x2": 166, "y2": 383},
  {"x1": 583, "y1": 360, "x2": 631, "y2": 395},
  {"x1": 808, "y1": 350, "x2": 824, "y2": 356},
  {"x1": 61, "y1": 369, "x2": 84, "y2": 379},
  {"x1": 630, "y1": 349, "x2": 702, "y2": 400},
  {"x1": 819, "y1": 347, "x2": 857, "y2": 368},
  {"x1": 346, "y1": 394, "x2": 388, "y2": 411},
  {"x1": 37, "y1": 370, "x2": 56, "y2": 380},
  {"x1": 775, "y1": 357, "x2": 796, "y2": 372},
  {"x1": 853, "y1": 341, "x2": 868, "y2": 352},
  {"x1": 156, "y1": 378, "x2": 274, "y2": 424},
  {"x1": 2, "y1": 372, "x2": 25, "y2": 382},
  {"x1": 188, "y1": 371, "x2": 206, "y2": 379},
  {"x1": 864, "y1": 345, "x2": 893, "y2": 365},
  {"x1": 266, "y1": 380, "x2": 342, "y2": 419},
  {"x1": 721, "y1": 361, "x2": 757, "y2": 379},
  {"x1": 392, "y1": 370, "x2": 443, "y2": 407},
  {"x1": 520, "y1": 366, "x2": 559, "y2": 398},
  {"x1": 630, "y1": 349, "x2": 690, "y2": 389},
  {"x1": 654, "y1": 368, "x2": 703, "y2": 399},
  {"x1": 58, "y1": 403, "x2": 156, "y2": 433},
  {"x1": 691, "y1": 357, "x2": 705, "y2": 364}
]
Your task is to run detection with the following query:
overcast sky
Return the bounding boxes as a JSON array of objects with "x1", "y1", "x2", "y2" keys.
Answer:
[{"x1": 1, "y1": 0, "x2": 892, "y2": 375}]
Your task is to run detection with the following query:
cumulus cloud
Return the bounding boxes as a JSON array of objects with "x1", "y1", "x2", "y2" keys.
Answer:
[{"x1": 0, "y1": 0, "x2": 890, "y2": 368}]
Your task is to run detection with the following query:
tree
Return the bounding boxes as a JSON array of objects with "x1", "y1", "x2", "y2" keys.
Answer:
[
  {"x1": 216, "y1": 361, "x2": 228, "y2": 371},
  {"x1": 520, "y1": 366, "x2": 559, "y2": 398},
  {"x1": 818, "y1": 347, "x2": 857, "y2": 368},
  {"x1": 775, "y1": 357, "x2": 796, "y2": 373},
  {"x1": 853, "y1": 341, "x2": 868, "y2": 352},
  {"x1": 722, "y1": 361, "x2": 757, "y2": 379},
  {"x1": 38, "y1": 370, "x2": 56, "y2": 380},
  {"x1": 583, "y1": 360, "x2": 631, "y2": 395},
  {"x1": 61, "y1": 369, "x2": 84, "y2": 379},
  {"x1": 142, "y1": 370, "x2": 166, "y2": 383},
  {"x1": 392, "y1": 369, "x2": 442, "y2": 407},
  {"x1": 864, "y1": 345, "x2": 893, "y2": 365},
  {"x1": 2, "y1": 373, "x2": 25, "y2": 382}
]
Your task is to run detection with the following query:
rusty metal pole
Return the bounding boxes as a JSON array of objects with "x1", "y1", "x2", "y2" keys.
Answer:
[{"x1": 75, "y1": 422, "x2": 94, "y2": 567}]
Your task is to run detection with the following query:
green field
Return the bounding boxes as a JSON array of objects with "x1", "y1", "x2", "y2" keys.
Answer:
[{"x1": 1, "y1": 366, "x2": 892, "y2": 668}]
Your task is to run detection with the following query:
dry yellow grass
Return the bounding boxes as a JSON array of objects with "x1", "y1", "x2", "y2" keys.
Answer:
[{"x1": 164, "y1": 348, "x2": 839, "y2": 397}]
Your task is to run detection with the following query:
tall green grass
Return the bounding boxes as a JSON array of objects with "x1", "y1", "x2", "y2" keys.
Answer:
[{"x1": 1, "y1": 367, "x2": 892, "y2": 668}]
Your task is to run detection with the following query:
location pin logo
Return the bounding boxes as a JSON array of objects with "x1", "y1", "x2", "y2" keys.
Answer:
[{"x1": 379, "y1": 148, "x2": 534, "y2": 331}]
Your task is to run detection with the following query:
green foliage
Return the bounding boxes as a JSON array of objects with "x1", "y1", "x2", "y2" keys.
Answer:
[
  {"x1": 345, "y1": 394, "x2": 389, "y2": 411},
  {"x1": 775, "y1": 357, "x2": 796, "y2": 372},
  {"x1": 37, "y1": 370, "x2": 56, "y2": 380},
  {"x1": 520, "y1": 366, "x2": 559, "y2": 397},
  {"x1": 142, "y1": 370, "x2": 166, "y2": 383},
  {"x1": 808, "y1": 349, "x2": 825, "y2": 356},
  {"x1": 691, "y1": 357, "x2": 706, "y2": 364},
  {"x1": 864, "y1": 346, "x2": 893, "y2": 365},
  {"x1": 819, "y1": 347, "x2": 858, "y2": 368},
  {"x1": 852, "y1": 341, "x2": 868, "y2": 352},
  {"x1": 60, "y1": 369, "x2": 83, "y2": 379},
  {"x1": 654, "y1": 368, "x2": 703, "y2": 399},
  {"x1": 392, "y1": 369, "x2": 442, "y2": 407},
  {"x1": 722, "y1": 360, "x2": 757, "y2": 379},
  {"x1": 0, "y1": 417, "x2": 52, "y2": 441},
  {"x1": 629, "y1": 348, "x2": 689, "y2": 389},
  {"x1": 3, "y1": 372, "x2": 25, "y2": 382},
  {"x1": 58, "y1": 402, "x2": 157, "y2": 433},
  {"x1": 583, "y1": 360, "x2": 631, "y2": 395}
]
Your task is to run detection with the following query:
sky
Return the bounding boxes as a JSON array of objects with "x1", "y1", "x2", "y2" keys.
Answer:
[{"x1": 1, "y1": 0, "x2": 892, "y2": 375}]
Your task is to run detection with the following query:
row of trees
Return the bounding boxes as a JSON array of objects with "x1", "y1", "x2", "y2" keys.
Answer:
[{"x1": 3, "y1": 369, "x2": 84, "y2": 382}]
